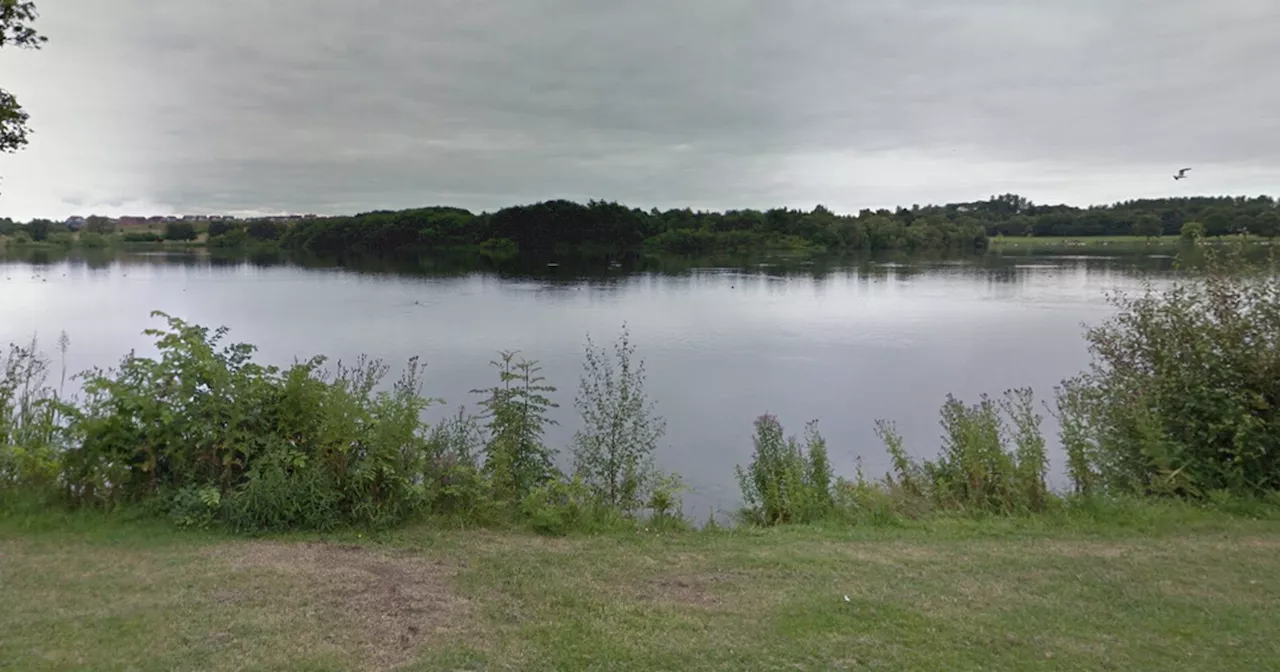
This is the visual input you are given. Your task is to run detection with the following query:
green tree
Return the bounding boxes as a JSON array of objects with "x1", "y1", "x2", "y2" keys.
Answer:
[
  {"x1": 1131, "y1": 213, "x2": 1162, "y2": 239},
  {"x1": 472, "y1": 351, "x2": 559, "y2": 502},
  {"x1": 84, "y1": 215, "x2": 114, "y2": 234},
  {"x1": 1252, "y1": 211, "x2": 1280, "y2": 239},
  {"x1": 0, "y1": 1, "x2": 46, "y2": 161},
  {"x1": 25, "y1": 217, "x2": 50, "y2": 241},
  {"x1": 1180, "y1": 221, "x2": 1205, "y2": 241},
  {"x1": 163, "y1": 221, "x2": 197, "y2": 241},
  {"x1": 571, "y1": 325, "x2": 666, "y2": 514},
  {"x1": 207, "y1": 220, "x2": 235, "y2": 238}
]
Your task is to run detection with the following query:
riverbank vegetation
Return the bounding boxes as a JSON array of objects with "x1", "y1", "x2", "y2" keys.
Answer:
[
  {"x1": 4, "y1": 241, "x2": 1279, "y2": 669},
  {"x1": 3, "y1": 243, "x2": 1277, "y2": 537}
]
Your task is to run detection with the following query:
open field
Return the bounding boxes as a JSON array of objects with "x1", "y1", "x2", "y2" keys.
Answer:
[{"x1": 3, "y1": 504, "x2": 1279, "y2": 671}]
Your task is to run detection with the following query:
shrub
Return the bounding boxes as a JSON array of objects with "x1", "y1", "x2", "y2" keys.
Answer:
[
  {"x1": 208, "y1": 227, "x2": 249, "y2": 248},
  {"x1": 48, "y1": 232, "x2": 74, "y2": 247},
  {"x1": 472, "y1": 351, "x2": 560, "y2": 502},
  {"x1": 520, "y1": 475, "x2": 618, "y2": 536},
  {"x1": 870, "y1": 388, "x2": 1049, "y2": 515},
  {"x1": 571, "y1": 325, "x2": 667, "y2": 515},
  {"x1": 60, "y1": 312, "x2": 443, "y2": 530},
  {"x1": 85, "y1": 216, "x2": 116, "y2": 234},
  {"x1": 422, "y1": 406, "x2": 493, "y2": 521},
  {"x1": 247, "y1": 220, "x2": 286, "y2": 241},
  {"x1": 736, "y1": 414, "x2": 833, "y2": 525},
  {"x1": 0, "y1": 337, "x2": 68, "y2": 494},
  {"x1": 26, "y1": 219, "x2": 52, "y2": 241},
  {"x1": 1180, "y1": 221, "x2": 1205, "y2": 241},
  {"x1": 9, "y1": 231, "x2": 32, "y2": 244},
  {"x1": 78, "y1": 232, "x2": 110, "y2": 248},
  {"x1": 207, "y1": 220, "x2": 236, "y2": 238},
  {"x1": 163, "y1": 221, "x2": 198, "y2": 241},
  {"x1": 122, "y1": 232, "x2": 162, "y2": 243},
  {"x1": 1055, "y1": 244, "x2": 1280, "y2": 498}
]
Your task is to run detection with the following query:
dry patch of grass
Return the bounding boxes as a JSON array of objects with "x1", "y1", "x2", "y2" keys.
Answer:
[
  {"x1": 0, "y1": 536, "x2": 480, "y2": 671},
  {"x1": 214, "y1": 541, "x2": 474, "y2": 669}
]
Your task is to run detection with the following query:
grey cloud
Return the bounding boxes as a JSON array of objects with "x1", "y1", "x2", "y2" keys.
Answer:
[{"x1": 25, "y1": 0, "x2": 1280, "y2": 214}]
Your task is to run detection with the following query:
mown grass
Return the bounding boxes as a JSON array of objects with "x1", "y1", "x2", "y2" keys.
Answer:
[{"x1": 4, "y1": 501, "x2": 1280, "y2": 671}]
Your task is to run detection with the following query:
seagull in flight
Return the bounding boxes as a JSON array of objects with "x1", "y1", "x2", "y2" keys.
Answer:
[{"x1": 1173, "y1": 167, "x2": 1191, "y2": 180}]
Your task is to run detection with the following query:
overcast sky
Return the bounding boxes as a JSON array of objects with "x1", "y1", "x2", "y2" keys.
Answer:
[{"x1": 0, "y1": 0, "x2": 1277, "y2": 220}]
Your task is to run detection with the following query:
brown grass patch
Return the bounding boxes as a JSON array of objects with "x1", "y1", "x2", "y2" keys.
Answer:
[
  {"x1": 213, "y1": 541, "x2": 473, "y2": 670},
  {"x1": 633, "y1": 570, "x2": 748, "y2": 607}
]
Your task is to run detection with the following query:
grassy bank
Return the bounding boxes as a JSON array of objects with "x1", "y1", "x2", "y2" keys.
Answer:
[
  {"x1": 3, "y1": 502, "x2": 1279, "y2": 671},
  {"x1": 989, "y1": 233, "x2": 1275, "y2": 251},
  {"x1": 990, "y1": 234, "x2": 1182, "y2": 249}
]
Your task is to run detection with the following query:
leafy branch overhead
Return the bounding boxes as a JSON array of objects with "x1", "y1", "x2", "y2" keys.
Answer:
[{"x1": 0, "y1": 0, "x2": 45, "y2": 155}]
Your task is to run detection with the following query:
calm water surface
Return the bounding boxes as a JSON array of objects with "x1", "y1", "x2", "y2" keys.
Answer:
[{"x1": 0, "y1": 250, "x2": 1177, "y2": 517}]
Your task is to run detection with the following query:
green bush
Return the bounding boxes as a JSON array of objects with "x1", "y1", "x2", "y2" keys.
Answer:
[
  {"x1": 870, "y1": 388, "x2": 1050, "y2": 515},
  {"x1": 472, "y1": 351, "x2": 560, "y2": 503},
  {"x1": 3, "y1": 314, "x2": 695, "y2": 534},
  {"x1": 48, "y1": 232, "x2": 74, "y2": 247},
  {"x1": 735, "y1": 414, "x2": 833, "y2": 525},
  {"x1": 208, "y1": 227, "x2": 248, "y2": 248},
  {"x1": 78, "y1": 232, "x2": 110, "y2": 248},
  {"x1": 61, "y1": 312, "x2": 442, "y2": 530},
  {"x1": 0, "y1": 336, "x2": 70, "y2": 497},
  {"x1": 247, "y1": 220, "x2": 286, "y2": 241},
  {"x1": 122, "y1": 232, "x2": 162, "y2": 243},
  {"x1": 571, "y1": 325, "x2": 668, "y2": 515},
  {"x1": 207, "y1": 220, "x2": 236, "y2": 238},
  {"x1": 1056, "y1": 244, "x2": 1280, "y2": 499},
  {"x1": 163, "y1": 221, "x2": 198, "y2": 241}
]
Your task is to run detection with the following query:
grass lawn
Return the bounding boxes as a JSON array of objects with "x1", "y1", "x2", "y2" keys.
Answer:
[{"x1": 3, "y1": 505, "x2": 1280, "y2": 671}]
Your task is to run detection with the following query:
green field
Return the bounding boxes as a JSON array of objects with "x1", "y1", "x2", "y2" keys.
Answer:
[
  {"x1": 4, "y1": 503, "x2": 1279, "y2": 671},
  {"x1": 989, "y1": 235, "x2": 1183, "y2": 248},
  {"x1": 988, "y1": 234, "x2": 1277, "y2": 251}
]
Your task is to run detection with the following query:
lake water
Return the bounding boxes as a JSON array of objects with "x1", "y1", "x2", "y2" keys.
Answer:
[{"x1": 0, "y1": 248, "x2": 1177, "y2": 518}]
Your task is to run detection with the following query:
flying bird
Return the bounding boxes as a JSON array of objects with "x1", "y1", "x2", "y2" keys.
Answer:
[{"x1": 1173, "y1": 167, "x2": 1191, "y2": 180}]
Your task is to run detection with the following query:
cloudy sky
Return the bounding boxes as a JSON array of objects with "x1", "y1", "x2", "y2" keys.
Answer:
[{"x1": 0, "y1": 0, "x2": 1277, "y2": 220}]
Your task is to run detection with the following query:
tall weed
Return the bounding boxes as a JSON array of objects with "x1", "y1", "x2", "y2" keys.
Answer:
[
  {"x1": 867, "y1": 388, "x2": 1050, "y2": 516},
  {"x1": 571, "y1": 324, "x2": 667, "y2": 515},
  {"x1": 736, "y1": 414, "x2": 833, "y2": 525},
  {"x1": 472, "y1": 351, "x2": 559, "y2": 502},
  {"x1": 0, "y1": 336, "x2": 67, "y2": 495}
]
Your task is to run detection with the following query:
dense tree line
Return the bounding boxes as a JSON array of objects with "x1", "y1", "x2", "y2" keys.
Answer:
[
  {"x1": 276, "y1": 200, "x2": 988, "y2": 256},
  {"x1": 267, "y1": 194, "x2": 1277, "y2": 257},
  {"x1": 6, "y1": 194, "x2": 1275, "y2": 256},
  {"x1": 951, "y1": 193, "x2": 1279, "y2": 238}
]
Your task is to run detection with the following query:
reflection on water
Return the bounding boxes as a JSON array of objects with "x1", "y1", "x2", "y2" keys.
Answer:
[{"x1": 0, "y1": 247, "x2": 1184, "y2": 517}]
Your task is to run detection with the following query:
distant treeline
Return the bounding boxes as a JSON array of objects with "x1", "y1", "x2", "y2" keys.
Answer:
[
  {"x1": 273, "y1": 194, "x2": 1280, "y2": 256},
  {"x1": 277, "y1": 200, "x2": 987, "y2": 256},
  {"x1": 4, "y1": 193, "x2": 1276, "y2": 256}
]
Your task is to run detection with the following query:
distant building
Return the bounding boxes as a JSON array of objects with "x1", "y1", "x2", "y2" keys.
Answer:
[{"x1": 65, "y1": 216, "x2": 86, "y2": 231}]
